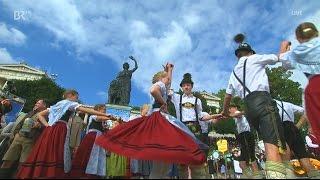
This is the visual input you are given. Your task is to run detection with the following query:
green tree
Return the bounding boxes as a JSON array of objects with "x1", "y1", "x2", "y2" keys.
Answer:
[
  {"x1": 212, "y1": 117, "x2": 237, "y2": 134},
  {"x1": 216, "y1": 89, "x2": 226, "y2": 108},
  {"x1": 266, "y1": 67, "x2": 303, "y2": 105},
  {"x1": 14, "y1": 77, "x2": 65, "y2": 112}
]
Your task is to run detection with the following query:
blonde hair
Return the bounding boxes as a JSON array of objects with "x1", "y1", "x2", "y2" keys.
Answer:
[
  {"x1": 152, "y1": 71, "x2": 167, "y2": 84},
  {"x1": 296, "y1": 22, "x2": 319, "y2": 41},
  {"x1": 63, "y1": 89, "x2": 79, "y2": 99}
]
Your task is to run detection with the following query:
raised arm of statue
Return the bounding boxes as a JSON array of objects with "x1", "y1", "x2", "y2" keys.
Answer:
[{"x1": 129, "y1": 56, "x2": 138, "y2": 73}]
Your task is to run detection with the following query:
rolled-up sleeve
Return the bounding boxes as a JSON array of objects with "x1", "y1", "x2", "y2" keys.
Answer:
[
  {"x1": 291, "y1": 104, "x2": 304, "y2": 114},
  {"x1": 69, "y1": 102, "x2": 82, "y2": 111},
  {"x1": 280, "y1": 51, "x2": 295, "y2": 70},
  {"x1": 256, "y1": 54, "x2": 279, "y2": 65},
  {"x1": 226, "y1": 74, "x2": 235, "y2": 95}
]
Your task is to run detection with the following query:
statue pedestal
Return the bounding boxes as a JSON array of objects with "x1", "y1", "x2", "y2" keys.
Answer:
[{"x1": 106, "y1": 104, "x2": 132, "y2": 122}]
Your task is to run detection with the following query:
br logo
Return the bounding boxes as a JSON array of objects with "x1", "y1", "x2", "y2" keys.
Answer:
[{"x1": 13, "y1": 10, "x2": 31, "y2": 21}]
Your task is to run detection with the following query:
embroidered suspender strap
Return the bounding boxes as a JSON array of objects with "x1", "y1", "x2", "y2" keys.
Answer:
[
  {"x1": 233, "y1": 59, "x2": 251, "y2": 97},
  {"x1": 195, "y1": 97, "x2": 199, "y2": 121},
  {"x1": 179, "y1": 94, "x2": 183, "y2": 122}
]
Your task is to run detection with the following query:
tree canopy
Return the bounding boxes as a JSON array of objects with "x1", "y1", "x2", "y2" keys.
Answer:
[{"x1": 13, "y1": 77, "x2": 65, "y2": 112}]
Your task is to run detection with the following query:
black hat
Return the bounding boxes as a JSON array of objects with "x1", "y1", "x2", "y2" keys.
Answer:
[
  {"x1": 235, "y1": 42, "x2": 256, "y2": 56},
  {"x1": 180, "y1": 73, "x2": 194, "y2": 87}
]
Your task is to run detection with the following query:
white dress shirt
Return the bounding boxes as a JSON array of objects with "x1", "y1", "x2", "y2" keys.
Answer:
[
  {"x1": 275, "y1": 100, "x2": 304, "y2": 123},
  {"x1": 226, "y1": 54, "x2": 279, "y2": 98},
  {"x1": 170, "y1": 93, "x2": 203, "y2": 122}
]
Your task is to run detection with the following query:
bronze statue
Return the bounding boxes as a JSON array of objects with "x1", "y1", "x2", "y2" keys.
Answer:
[{"x1": 108, "y1": 56, "x2": 138, "y2": 105}]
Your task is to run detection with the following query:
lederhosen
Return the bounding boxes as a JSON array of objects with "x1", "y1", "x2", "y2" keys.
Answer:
[
  {"x1": 236, "y1": 123, "x2": 256, "y2": 163},
  {"x1": 18, "y1": 111, "x2": 44, "y2": 142},
  {"x1": 179, "y1": 94, "x2": 202, "y2": 140},
  {"x1": 278, "y1": 101, "x2": 309, "y2": 159},
  {"x1": 233, "y1": 59, "x2": 286, "y2": 152}
]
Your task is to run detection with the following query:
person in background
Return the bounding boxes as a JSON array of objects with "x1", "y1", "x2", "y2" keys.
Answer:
[
  {"x1": 16, "y1": 90, "x2": 113, "y2": 179},
  {"x1": 0, "y1": 98, "x2": 13, "y2": 129},
  {"x1": 228, "y1": 104, "x2": 262, "y2": 178},
  {"x1": 280, "y1": 22, "x2": 320, "y2": 150},
  {"x1": 0, "y1": 99, "x2": 48, "y2": 178},
  {"x1": 275, "y1": 99, "x2": 320, "y2": 178},
  {"x1": 69, "y1": 111, "x2": 86, "y2": 155},
  {"x1": 70, "y1": 104, "x2": 118, "y2": 178},
  {"x1": 169, "y1": 73, "x2": 222, "y2": 179}
]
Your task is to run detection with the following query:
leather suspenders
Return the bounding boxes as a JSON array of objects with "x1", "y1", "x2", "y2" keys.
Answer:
[
  {"x1": 232, "y1": 59, "x2": 251, "y2": 97},
  {"x1": 276, "y1": 100, "x2": 292, "y2": 122}
]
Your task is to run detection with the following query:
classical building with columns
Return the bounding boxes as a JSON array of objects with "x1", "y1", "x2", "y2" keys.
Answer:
[
  {"x1": 199, "y1": 91, "x2": 221, "y2": 113},
  {"x1": 0, "y1": 63, "x2": 47, "y2": 89}
]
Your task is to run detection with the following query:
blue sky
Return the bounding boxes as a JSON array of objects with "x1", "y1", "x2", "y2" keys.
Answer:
[{"x1": 0, "y1": 0, "x2": 319, "y2": 107}]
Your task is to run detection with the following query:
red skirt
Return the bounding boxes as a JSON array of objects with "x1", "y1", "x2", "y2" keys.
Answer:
[
  {"x1": 16, "y1": 121, "x2": 68, "y2": 179},
  {"x1": 69, "y1": 131, "x2": 99, "y2": 178},
  {"x1": 95, "y1": 111, "x2": 206, "y2": 165},
  {"x1": 305, "y1": 75, "x2": 320, "y2": 141}
]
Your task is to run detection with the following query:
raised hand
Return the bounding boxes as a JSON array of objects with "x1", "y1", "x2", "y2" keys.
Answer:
[
  {"x1": 163, "y1": 63, "x2": 174, "y2": 72},
  {"x1": 279, "y1": 40, "x2": 291, "y2": 53},
  {"x1": 129, "y1": 56, "x2": 136, "y2": 61},
  {"x1": 166, "y1": 63, "x2": 174, "y2": 69}
]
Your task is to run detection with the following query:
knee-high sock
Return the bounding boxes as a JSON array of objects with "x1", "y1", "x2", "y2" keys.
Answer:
[
  {"x1": 283, "y1": 161, "x2": 297, "y2": 179},
  {"x1": 252, "y1": 170, "x2": 265, "y2": 179},
  {"x1": 265, "y1": 161, "x2": 286, "y2": 179}
]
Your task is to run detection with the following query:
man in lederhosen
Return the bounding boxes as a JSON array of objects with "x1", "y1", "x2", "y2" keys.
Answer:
[
  {"x1": 169, "y1": 73, "x2": 221, "y2": 179},
  {"x1": 228, "y1": 104, "x2": 263, "y2": 178},
  {"x1": 221, "y1": 40, "x2": 291, "y2": 178},
  {"x1": 275, "y1": 99, "x2": 320, "y2": 178}
]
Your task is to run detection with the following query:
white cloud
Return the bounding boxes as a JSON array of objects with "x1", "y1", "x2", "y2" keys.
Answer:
[
  {"x1": 2, "y1": 0, "x2": 320, "y2": 95},
  {"x1": 0, "y1": 48, "x2": 16, "y2": 63},
  {"x1": 0, "y1": 22, "x2": 26, "y2": 45}
]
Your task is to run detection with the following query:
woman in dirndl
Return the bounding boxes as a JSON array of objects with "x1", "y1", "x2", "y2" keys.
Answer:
[
  {"x1": 96, "y1": 63, "x2": 208, "y2": 178},
  {"x1": 16, "y1": 90, "x2": 113, "y2": 179}
]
